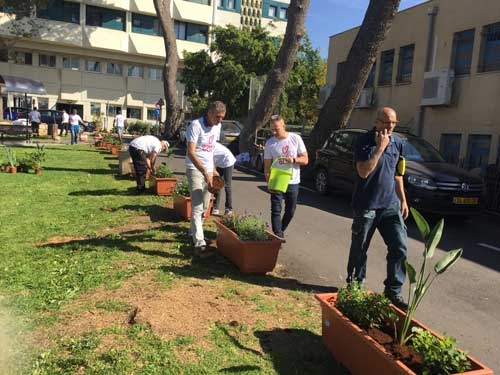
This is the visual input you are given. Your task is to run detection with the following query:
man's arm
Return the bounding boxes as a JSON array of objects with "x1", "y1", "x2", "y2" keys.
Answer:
[
  {"x1": 395, "y1": 175, "x2": 409, "y2": 219},
  {"x1": 356, "y1": 129, "x2": 390, "y2": 178},
  {"x1": 187, "y1": 142, "x2": 213, "y2": 186},
  {"x1": 263, "y1": 158, "x2": 272, "y2": 182},
  {"x1": 148, "y1": 152, "x2": 158, "y2": 175}
]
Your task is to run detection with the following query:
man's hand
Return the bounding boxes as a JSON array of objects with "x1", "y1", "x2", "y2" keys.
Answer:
[
  {"x1": 375, "y1": 129, "x2": 390, "y2": 151},
  {"x1": 401, "y1": 200, "x2": 409, "y2": 220}
]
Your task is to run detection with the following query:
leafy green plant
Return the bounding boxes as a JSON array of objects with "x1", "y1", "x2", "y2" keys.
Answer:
[
  {"x1": 222, "y1": 213, "x2": 269, "y2": 241},
  {"x1": 336, "y1": 282, "x2": 397, "y2": 331},
  {"x1": 172, "y1": 179, "x2": 190, "y2": 197},
  {"x1": 154, "y1": 163, "x2": 174, "y2": 178},
  {"x1": 103, "y1": 133, "x2": 114, "y2": 143},
  {"x1": 4, "y1": 146, "x2": 17, "y2": 167},
  {"x1": 30, "y1": 143, "x2": 46, "y2": 169},
  {"x1": 399, "y1": 208, "x2": 463, "y2": 345},
  {"x1": 410, "y1": 327, "x2": 471, "y2": 374}
]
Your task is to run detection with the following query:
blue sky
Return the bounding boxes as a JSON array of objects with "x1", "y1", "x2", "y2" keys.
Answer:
[{"x1": 305, "y1": 0, "x2": 427, "y2": 58}]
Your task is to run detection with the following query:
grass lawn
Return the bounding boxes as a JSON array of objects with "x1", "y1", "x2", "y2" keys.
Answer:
[{"x1": 0, "y1": 143, "x2": 346, "y2": 375}]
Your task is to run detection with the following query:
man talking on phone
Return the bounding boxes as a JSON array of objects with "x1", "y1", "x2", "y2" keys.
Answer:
[{"x1": 346, "y1": 107, "x2": 409, "y2": 311}]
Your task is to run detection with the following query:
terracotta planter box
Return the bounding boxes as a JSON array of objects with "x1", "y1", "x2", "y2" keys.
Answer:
[
  {"x1": 149, "y1": 176, "x2": 177, "y2": 196},
  {"x1": 173, "y1": 195, "x2": 214, "y2": 220},
  {"x1": 315, "y1": 293, "x2": 492, "y2": 375},
  {"x1": 214, "y1": 218, "x2": 285, "y2": 274},
  {"x1": 110, "y1": 145, "x2": 119, "y2": 155}
]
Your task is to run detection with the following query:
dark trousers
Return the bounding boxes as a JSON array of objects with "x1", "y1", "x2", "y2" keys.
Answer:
[
  {"x1": 213, "y1": 166, "x2": 233, "y2": 211},
  {"x1": 346, "y1": 204, "x2": 407, "y2": 296},
  {"x1": 31, "y1": 121, "x2": 39, "y2": 135},
  {"x1": 129, "y1": 146, "x2": 147, "y2": 190},
  {"x1": 60, "y1": 122, "x2": 69, "y2": 136},
  {"x1": 270, "y1": 183, "x2": 299, "y2": 238}
]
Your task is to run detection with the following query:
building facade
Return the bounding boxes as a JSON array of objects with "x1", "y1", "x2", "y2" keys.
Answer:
[
  {"x1": 325, "y1": 0, "x2": 500, "y2": 170},
  {"x1": 0, "y1": 0, "x2": 289, "y2": 128}
]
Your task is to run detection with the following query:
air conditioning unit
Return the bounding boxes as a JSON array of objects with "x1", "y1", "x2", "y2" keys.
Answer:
[
  {"x1": 354, "y1": 88, "x2": 374, "y2": 108},
  {"x1": 420, "y1": 69, "x2": 454, "y2": 106},
  {"x1": 318, "y1": 84, "x2": 333, "y2": 108}
]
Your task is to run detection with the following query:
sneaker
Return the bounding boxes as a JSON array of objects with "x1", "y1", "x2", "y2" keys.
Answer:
[
  {"x1": 385, "y1": 293, "x2": 408, "y2": 311},
  {"x1": 212, "y1": 209, "x2": 220, "y2": 215},
  {"x1": 224, "y1": 209, "x2": 233, "y2": 216}
]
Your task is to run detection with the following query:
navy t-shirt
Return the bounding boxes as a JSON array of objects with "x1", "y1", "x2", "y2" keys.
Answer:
[{"x1": 352, "y1": 130, "x2": 404, "y2": 210}]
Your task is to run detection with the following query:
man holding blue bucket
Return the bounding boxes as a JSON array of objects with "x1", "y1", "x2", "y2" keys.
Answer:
[{"x1": 264, "y1": 115, "x2": 308, "y2": 238}]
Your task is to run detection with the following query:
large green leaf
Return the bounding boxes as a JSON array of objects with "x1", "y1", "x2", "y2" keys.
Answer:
[
  {"x1": 424, "y1": 218, "x2": 444, "y2": 258},
  {"x1": 410, "y1": 208, "x2": 430, "y2": 240},
  {"x1": 405, "y1": 261, "x2": 416, "y2": 284},
  {"x1": 434, "y1": 248, "x2": 463, "y2": 274}
]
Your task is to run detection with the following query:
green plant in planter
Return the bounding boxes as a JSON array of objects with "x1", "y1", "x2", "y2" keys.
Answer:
[
  {"x1": 410, "y1": 327, "x2": 471, "y2": 375},
  {"x1": 17, "y1": 157, "x2": 32, "y2": 173},
  {"x1": 4, "y1": 147, "x2": 17, "y2": 167},
  {"x1": 336, "y1": 282, "x2": 397, "y2": 331},
  {"x1": 173, "y1": 179, "x2": 190, "y2": 197},
  {"x1": 154, "y1": 163, "x2": 174, "y2": 178},
  {"x1": 222, "y1": 214, "x2": 268, "y2": 241},
  {"x1": 103, "y1": 133, "x2": 114, "y2": 143},
  {"x1": 30, "y1": 144, "x2": 46, "y2": 170},
  {"x1": 399, "y1": 208, "x2": 463, "y2": 345}
]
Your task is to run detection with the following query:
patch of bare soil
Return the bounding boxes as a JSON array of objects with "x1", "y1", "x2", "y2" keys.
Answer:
[{"x1": 35, "y1": 271, "x2": 318, "y2": 354}]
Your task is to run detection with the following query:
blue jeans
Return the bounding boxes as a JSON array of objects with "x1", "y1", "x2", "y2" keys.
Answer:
[
  {"x1": 346, "y1": 204, "x2": 407, "y2": 296},
  {"x1": 70, "y1": 124, "x2": 79, "y2": 145},
  {"x1": 270, "y1": 183, "x2": 299, "y2": 238}
]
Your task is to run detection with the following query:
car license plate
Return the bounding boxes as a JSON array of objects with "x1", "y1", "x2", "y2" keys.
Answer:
[{"x1": 453, "y1": 197, "x2": 479, "y2": 205}]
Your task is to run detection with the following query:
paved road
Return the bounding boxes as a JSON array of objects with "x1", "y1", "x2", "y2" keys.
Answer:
[{"x1": 169, "y1": 150, "x2": 500, "y2": 373}]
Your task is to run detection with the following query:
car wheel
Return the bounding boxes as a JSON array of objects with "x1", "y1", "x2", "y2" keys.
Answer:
[{"x1": 315, "y1": 168, "x2": 329, "y2": 194}]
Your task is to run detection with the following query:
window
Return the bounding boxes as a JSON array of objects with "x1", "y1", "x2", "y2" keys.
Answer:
[
  {"x1": 37, "y1": 98, "x2": 49, "y2": 110},
  {"x1": 378, "y1": 49, "x2": 394, "y2": 85},
  {"x1": 107, "y1": 105, "x2": 121, "y2": 116},
  {"x1": 63, "y1": 56, "x2": 80, "y2": 70},
  {"x1": 149, "y1": 67, "x2": 163, "y2": 81},
  {"x1": 466, "y1": 135, "x2": 491, "y2": 170},
  {"x1": 147, "y1": 108, "x2": 159, "y2": 121},
  {"x1": 268, "y1": 5, "x2": 277, "y2": 17},
  {"x1": 218, "y1": 0, "x2": 240, "y2": 10},
  {"x1": 336, "y1": 61, "x2": 346, "y2": 85},
  {"x1": 478, "y1": 22, "x2": 500, "y2": 72},
  {"x1": 396, "y1": 44, "x2": 414, "y2": 83},
  {"x1": 127, "y1": 107, "x2": 142, "y2": 119},
  {"x1": 39, "y1": 54, "x2": 56, "y2": 68},
  {"x1": 85, "y1": 60, "x2": 101, "y2": 73},
  {"x1": 228, "y1": 0, "x2": 235, "y2": 9},
  {"x1": 217, "y1": 0, "x2": 222, "y2": 6},
  {"x1": 279, "y1": 7, "x2": 287, "y2": 19},
  {"x1": 90, "y1": 103, "x2": 101, "y2": 117},
  {"x1": 439, "y1": 134, "x2": 461, "y2": 165},
  {"x1": 131, "y1": 13, "x2": 162, "y2": 36},
  {"x1": 365, "y1": 63, "x2": 376, "y2": 88},
  {"x1": 128, "y1": 65, "x2": 144, "y2": 78},
  {"x1": 86, "y1": 5, "x2": 125, "y2": 31},
  {"x1": 451, "y1": 29, "x2": 474, "y2": 76},
  {"x1": 186, "y1": 0, "x2": 210, "y2": 4},
  {"x1": 174, "y1": 21, "x2": 208, "y2": 44},
  {"x1": 37, "y1": 0, "x2": 80, "y2": 24},
  {"x1": 107, "y1": 62, "x2": 122, "y2": 75},
  {"x1": 13, "y1": 51, "x2": 32, "y2": 65}
]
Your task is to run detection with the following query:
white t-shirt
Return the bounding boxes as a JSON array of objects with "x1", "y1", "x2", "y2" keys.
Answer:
[
  {"x1": 69, "y1": 114, "x2": 82, "y2": 126},
  {"x1": 214, "y1": 142, "x2": 236, "y2": 168},
  {"x1": 185, "y1": 117, "x2": 221, "y2": 172},
  {"x1": 62, "y1": 112, "x2": 69, "y2": 123},
  {"x1": 115, "y1": 114, "x2": 125, "y2": 128},
  {"x1": 264, "y1": 132, "x2": 307, "y2": 184},
  {"x1": 129, "y1": 135, "x2": 162, "y2": 156}
]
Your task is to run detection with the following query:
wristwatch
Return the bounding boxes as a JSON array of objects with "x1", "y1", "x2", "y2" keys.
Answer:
[{"x1": 292, "y1": 157, "x2": 296, "y2": 164}]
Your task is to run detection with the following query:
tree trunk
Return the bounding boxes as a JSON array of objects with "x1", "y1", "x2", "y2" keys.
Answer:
[
  {"x1": 239, "y1": 0, "x2": 310, "y2": 153},
  {"x1": 306, "y1": 0, "x2": 401, "y2": 165},
  {"x1": 153, "y1": 0, "x2": 183, "y2": 139}
]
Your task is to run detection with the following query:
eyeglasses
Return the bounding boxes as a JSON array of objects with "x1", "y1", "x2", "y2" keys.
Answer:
[{"x1": 377, "y1": 119, "x2": 399, "y2": 125}]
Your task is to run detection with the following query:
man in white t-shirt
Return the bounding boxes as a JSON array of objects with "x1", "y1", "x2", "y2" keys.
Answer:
[
  {"x1": 60, "y1": 109, "x2": 70, "y2": 137},
  {"x1": 263, "y1": 115, "x2": 308, "y2": 238},
  {"x1": 185, "y1": 101, "x2": 225, "y2": 254},
  {"x1": 212, "y1": 142, "x2": 236, "y2": 216},
  {"x1": 69, "y1": 108, "x2": 86, "y2": 145},
  {"x1": 113, "y1": 109, "x2": 126, "y2": 142}
]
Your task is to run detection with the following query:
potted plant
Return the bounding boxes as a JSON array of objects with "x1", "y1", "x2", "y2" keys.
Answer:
[
  {"x1": 214, "y1": 213, "x2": 285, "y2": 274},
  {"x1": 30, "y1": 144, "x2": 46, "y2": 175},
  {"x1": 149, "y1": 163, "x2": 177, "y2": 196},
  {"x1": 110, "y1": 139, "x2": 121, "y2": 155},
  {"x1": 101, "y1": 133, "x2": 114, "y2": 149},
  {"x1": 172, "y1": 179, "x2": 214, "y2": 220},
  {"x1": 314, "y1": 209, "x2": 493, "y2": 375},
  {"x1": 4, "y1": 147, "x2": 17, "y2": 173},
  {"x1": 17, "y1": 157, "x2": 31, "y2": 173}
]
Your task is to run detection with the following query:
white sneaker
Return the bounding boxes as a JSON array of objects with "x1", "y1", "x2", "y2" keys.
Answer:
[
  {"x1": 212, "y1": 209, "x2": 220, "y2": 215},
  {"x1": 224, "y1": 209, "x2": 233, "y2": 216}
]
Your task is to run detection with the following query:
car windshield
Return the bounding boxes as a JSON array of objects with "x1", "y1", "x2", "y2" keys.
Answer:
[
  {"x1": 403, "y1": 136, "x2": 446, "y2": 163},
  {"x1": 222, "y1": 122, "x2": 241, "y2": 133}
]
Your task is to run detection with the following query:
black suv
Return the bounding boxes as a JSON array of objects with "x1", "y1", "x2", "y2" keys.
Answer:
[
  {"x1": 39, "y1": 109, "x2": 63, "y2": 126},
  {"x1": 314, "y1": 129, "x2": 484, "y2": 215}
]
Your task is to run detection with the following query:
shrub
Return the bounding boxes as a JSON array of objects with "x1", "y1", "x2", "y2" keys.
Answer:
[
  {"x1": 221, "y1": 214, "x2": 269, "y2": 241},
  {"x1": 155, "y1": 163, "x2": 174, "y2": 178},
  {"x1": 173, "y1": 179, "x2": 190, "y2": 197}
]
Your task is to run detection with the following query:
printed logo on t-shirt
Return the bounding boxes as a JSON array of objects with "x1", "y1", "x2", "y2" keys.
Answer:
[
  {"x1": 282, "y1": 145, "x2": 289, "y2": 155},
  {"x1": 201, "y1": 134, "x2": 215, "y2": 152}
]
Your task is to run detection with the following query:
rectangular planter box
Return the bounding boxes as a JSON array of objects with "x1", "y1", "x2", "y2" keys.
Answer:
[
  {"x1": 314, "y1": 293, "x2": 492, "y2": 375},
  {"x1": 214, "y1": 218, "x2": 285, "y2": 274},
  {"x1": 149, "y1": 176, "x2": 177, "y2": 196},
  {"x1": 173, "y1": 195, "x2": 213, "y2": 220}
]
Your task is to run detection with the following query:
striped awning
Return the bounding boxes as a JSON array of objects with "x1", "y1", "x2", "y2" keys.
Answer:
[{"x1": 0, "y1": 75, "x2": 47, "y2": 95}]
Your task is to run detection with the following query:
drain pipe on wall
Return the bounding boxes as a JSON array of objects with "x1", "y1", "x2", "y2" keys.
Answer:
[{"x1": 417, "y1": 5, "x2": 439, "y2": 137}]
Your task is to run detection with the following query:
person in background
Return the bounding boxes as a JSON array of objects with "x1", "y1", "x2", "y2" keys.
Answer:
[
  {"x1": 129, "y1": 135, "x2": 169, "y2": 194},
  {"x1": 29, "y1": 107, "x2": 41, "y2": 136},
  {"x1": 113, "y1": 109, "x2": 126, "y2": 142},
  {"x1": 60, "y1": 108, "x2": 70, "y2": 137},
  {"x1": 346, "y1": 106, "x2": 409, "y2": 311},
  {"x1": 68, "y1": 108, "x2": 86, "y2": 145},
  {"x1": 185, "y1": 101, "x2": 225, "y2": 254},
  {"x1": 263, "y1": 115, "x2": 308, "y2": 238},
  {"x1": 212, "y1": 142, "x2": 236, "y2": 216}
]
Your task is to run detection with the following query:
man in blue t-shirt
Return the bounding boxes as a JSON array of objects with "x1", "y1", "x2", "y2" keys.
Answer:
[{"x1": 346, "y1": 107, "x2": 409, "y2": 310}]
